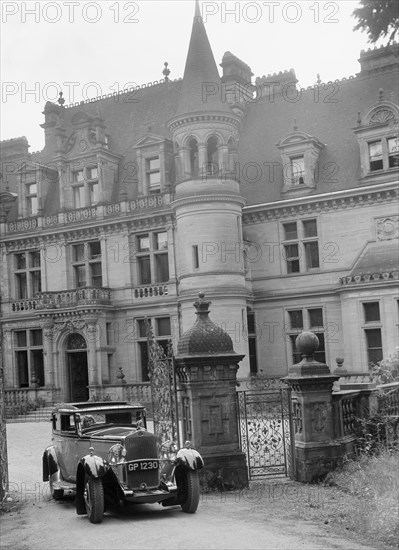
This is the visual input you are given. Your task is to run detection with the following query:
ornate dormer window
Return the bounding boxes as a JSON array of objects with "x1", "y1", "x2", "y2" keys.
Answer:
[
  {"x1": 290, "y1": 156, "x2": 305, "y2": 185},
  {"x1": 87, "y1": 166, "x2": 99, "y2": 204},
  {"x1": 71, "y1": 164, "x2": 99, "y2": 208},
  {"x1": 146, "y1": 157, "x2": 161, "y2": 194},
  {"x1": 133, "y1": 134, "x2": 174, "y2": 196},
  {"x1": 276, "y1": 130, "x2": 324, "y2": 195},
  {"x1": 16, "y1": 162, "x2": 57, "y2": 218},
  {"x1": 62, "y1": 110, "x2": 121, "y2": 210},
  {"x1": 354, "y1": 100, "x2": 399, "y2": 182},
  {"x1": 26, "y1": 182, "x2": 38, "y2": 215}
]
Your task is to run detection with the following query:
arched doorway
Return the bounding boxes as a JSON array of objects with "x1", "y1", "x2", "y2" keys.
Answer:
[{"x1": 66, "y1": 333, "x2": 89, "y2": 402}]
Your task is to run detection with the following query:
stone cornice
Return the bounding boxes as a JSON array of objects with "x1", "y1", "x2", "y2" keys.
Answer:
[
  {"x1": 1, "y1": 213, "x2": 174, "y2": 251},
  {"x1": 167, "y1": 111, "x2": 241, "y2": 132},
  {"x1": 338, "y1": 270, "x2": 399, "y2": 288},
  {"x1": 242, "y1": 182, "x2": 398, "y2": 224},
  {"x1": 170, "y1": 193, "x2": 246, "y2": 210}
]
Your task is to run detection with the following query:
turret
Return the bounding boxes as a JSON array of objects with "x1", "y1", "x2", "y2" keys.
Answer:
[{"x1": 168, "y1": 1, "x2": 249, "y2": 375}]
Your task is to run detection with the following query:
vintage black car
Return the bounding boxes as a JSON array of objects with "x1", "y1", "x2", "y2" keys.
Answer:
[{"x1": 42, "y1": 401, "x2": 204, "y2": 523}]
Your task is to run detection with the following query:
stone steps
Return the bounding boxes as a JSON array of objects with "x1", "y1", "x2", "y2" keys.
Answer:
[{"x1": 6, "y1": 406, "x2": 54, "y2": 423}]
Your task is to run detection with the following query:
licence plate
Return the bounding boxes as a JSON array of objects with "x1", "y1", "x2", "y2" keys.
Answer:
[{"x1": 127, "y1": 460, "x2": 159, "y2": 472}]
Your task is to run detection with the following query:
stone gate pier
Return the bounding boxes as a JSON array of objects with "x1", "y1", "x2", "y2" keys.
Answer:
[
  {"x1": 175, "y1": 293, "x2": 248, "y2": 490},
  {"x1": 283, "y1": 331, "x2": 346, "y2": 482}
]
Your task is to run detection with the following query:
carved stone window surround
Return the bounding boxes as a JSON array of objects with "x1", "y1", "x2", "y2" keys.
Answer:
[
  {"x1": 354, "y1": 102, "x2": 399, "y2": 180},
  {"x1": 276, "y1": 131, "x2": 325, "y2": 194}
]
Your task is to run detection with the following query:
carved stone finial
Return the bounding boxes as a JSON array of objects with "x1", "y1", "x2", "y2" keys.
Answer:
[
  {"x1": 296, "y1": 331, "x2": 319, "y2": 358},
  {"x1": 194, "y1": 291, "x2": 211, "y2": 316},
  {"x1": 334, "y1": 356, "x2": 347, "y2": 374},
  {"x1": 116, "y1": 366, "x2": 126, "y2": 384},
  {"x1": 316, "y1": 73, "x2": 321, "y2": 85},
  {"x1": 378, "y1": 88, "x2": 384, "y2": 102},
  {"x1": 57, "y1": 91, "x2": 65, "y2": 106},
  {"x1": 163, "y1": 61, "x2": 171, "y2": 82},
  {"x1": 286, "y1": 331, "x2": 331, "y2": 376},
  {"x1": 357, "y1": 111, "x2": 362, "y2": 126}
]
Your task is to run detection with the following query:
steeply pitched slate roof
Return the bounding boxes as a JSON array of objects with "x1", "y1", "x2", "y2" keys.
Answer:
[
  {"x1": 33, "y1": 81, "x2": 182, "y2": 167},
  {"x1": 175, "y1": 10, "x2": 231, "y2": 116},
  {"x1": 350, "y1": 240, "x2": 399, "y2": 275},
  {"x1": 238, "y1": 67, "x2": 399, "y2": 206}
]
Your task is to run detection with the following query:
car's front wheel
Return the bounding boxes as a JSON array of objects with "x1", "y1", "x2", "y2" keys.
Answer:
[
  {"x1": 180, "y1": 470, "x2": 200, "y2": 513},
  {"x1": 84, "y1": 478, "x2": 104, "y2": 523}
]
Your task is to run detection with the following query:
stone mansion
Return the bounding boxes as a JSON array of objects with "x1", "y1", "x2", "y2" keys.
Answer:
[{"x1": 0, "y1": 4, "x2": 398, "y2": 403}]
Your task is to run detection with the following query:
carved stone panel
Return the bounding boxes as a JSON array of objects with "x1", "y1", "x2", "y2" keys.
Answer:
[
  {"x1": 311, "y1": 402, "x2": 328, "y2": 433},
  {"x1": 376, "y1": 216, "x2": 398, "y2": 240}
]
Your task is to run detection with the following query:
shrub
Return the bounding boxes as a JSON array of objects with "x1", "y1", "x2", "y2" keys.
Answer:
[
  {"x1": 369, "y1": 347, "x2": 399, "y2": 384},
  {"x1": 353, "y1": 413, "x2": 390, "y2": 455},
  {"x1": 34, "y1": 397, "x2": 47, "y2": 408},
  {"x1": 326, "y1": 449, "x2": 399, "y2": 547}
]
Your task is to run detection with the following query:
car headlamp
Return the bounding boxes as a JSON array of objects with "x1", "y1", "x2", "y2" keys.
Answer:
[
  {"x1": 161, "y1": 440, "x2": 178, "y2": 461},
  {"x1": 108, "y1": 443, "x2": 127, "y2": 464}
]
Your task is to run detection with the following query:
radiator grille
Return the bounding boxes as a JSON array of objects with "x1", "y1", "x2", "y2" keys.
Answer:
[{"x1": 125, "y1": 432, "x2": 159, "y2": 489}]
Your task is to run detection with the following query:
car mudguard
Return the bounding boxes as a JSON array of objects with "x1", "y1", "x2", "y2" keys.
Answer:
[
  {"x1": 159, "y1": 444, "x2": 203, "y2": 489},
  {"x1": 175, "y1": 446, "x2": 204, "y2": 470},
  {"x1": 76, "y1": 449, "x2": 110, "y2": 515},
  {"x1": 160, "y1": 445, "x2": 204, "y2": 508},
  {"x1": 42, "y1": 446, "x2": 60, "y2": 481}
]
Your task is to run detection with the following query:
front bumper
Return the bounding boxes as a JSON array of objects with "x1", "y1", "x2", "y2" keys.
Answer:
[{"x1": 121, "y1": 480, "x2": 178, "y2": 503}]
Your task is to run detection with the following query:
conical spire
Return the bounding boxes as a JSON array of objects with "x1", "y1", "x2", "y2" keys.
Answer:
[{"x1": 176, "y1": 1, "x2": 231, "y2": 116}]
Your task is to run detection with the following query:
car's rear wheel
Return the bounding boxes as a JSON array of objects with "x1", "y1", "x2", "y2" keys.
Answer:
[
  {"x1": 49, "y1": 479, "x2": 64, "y2": 501},
  {"x1": 84, "y1": 478, "x2": 104, "y2": 523},
  {"x1": 180, "y1": 470, "x2": 200, "y2": 513}
]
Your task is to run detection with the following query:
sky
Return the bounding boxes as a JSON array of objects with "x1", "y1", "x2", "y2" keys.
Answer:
[{"x1": 0, "y1": 0, "x2": 381, "y2": 152}]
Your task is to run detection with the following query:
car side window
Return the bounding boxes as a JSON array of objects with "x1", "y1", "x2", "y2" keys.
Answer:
[
  {"x1": 52, "y1": 413, "x2": 59, "y2": 431},
  {"x1": 60, "y1": 414, "x2": 76, "y2": 432}
]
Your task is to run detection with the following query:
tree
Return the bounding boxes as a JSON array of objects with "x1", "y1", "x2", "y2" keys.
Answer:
[{"x1": 353, "y1": 0, "x2": 399, "y2": 44}]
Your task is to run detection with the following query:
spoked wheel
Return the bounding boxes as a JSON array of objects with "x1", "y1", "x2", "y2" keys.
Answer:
[
  {"x1": 49, "y1": 479, "x2": 64, "y2": 501},
  {"x1": 84, "y1": 477, "x2": 104, "y2": 523},
  {"x1": 180, "y1": 470, "x2": 200, "y2": 513}
]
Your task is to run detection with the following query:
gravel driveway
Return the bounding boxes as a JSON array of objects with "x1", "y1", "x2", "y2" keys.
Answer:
[{"x1": 1, "y1": 421, "x2": 379, "y2": 550}]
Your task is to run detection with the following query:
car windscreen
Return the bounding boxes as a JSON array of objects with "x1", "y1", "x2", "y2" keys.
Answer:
[{"x1": 80, "y1": 410, "x2": 144, "y2": 429}]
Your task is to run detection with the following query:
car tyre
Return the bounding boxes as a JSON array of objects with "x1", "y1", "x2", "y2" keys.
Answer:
[
  {"x1": 84, "y1": 477, "x2": 104, "y2": 524},
  {"x1": 180, "y1": 470, "x2": 200, "y2": 514},
  {"x1": 49, "y1": 480, "x2": 64, "y2": 501}
]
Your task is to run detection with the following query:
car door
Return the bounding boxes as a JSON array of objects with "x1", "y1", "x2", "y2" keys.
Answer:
[{"x1": 59, "y1": 413, "x2": 80, "y2": 482}]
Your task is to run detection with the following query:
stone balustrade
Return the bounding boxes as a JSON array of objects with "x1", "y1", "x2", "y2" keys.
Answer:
[
  {"x1": 332, "y1": 390, "x2": 361, "y2": 438},
  {"x1": 134, "y1": 284, "x2": 168, "y2": 299},
  {"x1": 36, "y1": 287, "x2": 112, "y2": 309},
  {"x1": 5, "y1": 388, "x2": 34, "y2": 406},
  {"x1": 11, "y1": 299, "x2": 38, "y2": 312},
  {"x1": 5, "y1": 194, "x2": 170, "y2": 234}
]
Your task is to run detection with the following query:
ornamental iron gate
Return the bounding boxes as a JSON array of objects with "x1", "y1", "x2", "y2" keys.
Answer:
[
  {"x1": 237, "y1": 379, "x2": 295, "y2": 479},
  {"x1": 145, "y1": 319, "x2": 180, "y2": 450}
]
